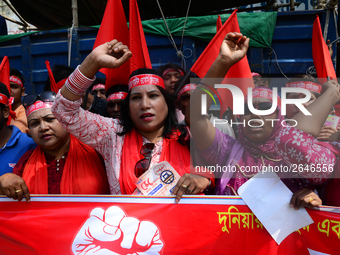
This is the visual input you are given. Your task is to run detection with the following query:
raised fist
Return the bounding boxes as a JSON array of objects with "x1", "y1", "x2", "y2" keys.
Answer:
[{"x1": 72, "y1": 206, "x2": 163, "y2": 255}]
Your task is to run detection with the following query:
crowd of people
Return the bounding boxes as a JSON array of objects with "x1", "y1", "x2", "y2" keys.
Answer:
[{"x1": 0, "y1": 32, "x2": 339, "y2": 208}]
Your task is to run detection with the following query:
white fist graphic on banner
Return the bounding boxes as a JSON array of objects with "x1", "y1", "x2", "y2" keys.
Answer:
[{"x1": 72, "y1": 206, "x2": 164, "y2": 255}]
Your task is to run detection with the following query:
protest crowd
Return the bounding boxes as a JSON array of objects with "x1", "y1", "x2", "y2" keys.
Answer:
[{"x1": 0, "y1": 9, "x2": 340, "y2": 213}]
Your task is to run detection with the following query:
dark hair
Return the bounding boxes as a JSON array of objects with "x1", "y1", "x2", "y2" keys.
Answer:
[
  {"x1": 0, "y1": 82, "x2": 10, "y2": 113},
  {"x1": 106, "y1": 84, "x2": 128, "y2": 98},
  {"x1": 10, "y1": 67, "x2": 25, "y2": 86},
  {"x1": 288, "y1": 75, "x2": 321, "y2": 98},
  {"x1": 157, "y1": 63, "x2": 186, "y2": 77},
  {"x1": 117, "y1": 68, "x2": 187, "y2": 143},
  {"x1": 44, "y1": 64, "x2": 75, "y2": 91}
]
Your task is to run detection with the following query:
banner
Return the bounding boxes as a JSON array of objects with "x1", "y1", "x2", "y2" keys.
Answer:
[{"x1": 0, "y1": 195, "x2": 339, "y2": 255}]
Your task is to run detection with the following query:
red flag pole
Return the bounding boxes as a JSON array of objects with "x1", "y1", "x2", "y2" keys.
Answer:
[{"x1": 129, "y1": 0, "x2": 152, "y2": 72}]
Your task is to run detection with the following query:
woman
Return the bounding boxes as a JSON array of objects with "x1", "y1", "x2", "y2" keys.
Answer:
[
  {"x1": 275, "y1": 79, "x2": 340, "y2": 206},
  {"x1": 51, "y1": 40, "x2": 211, "y2": 202},
  {"x1": 0, "y1": 91, "x2": 110, "y2": 201},
  {"x1": 188, "y1": 32, "x2": 321, "y2": 209}
]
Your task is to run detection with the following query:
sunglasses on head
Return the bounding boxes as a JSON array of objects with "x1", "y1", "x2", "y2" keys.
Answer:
[
  {"x1": 244, "y1": 102, "x2": 273, "y2": 115},
  {"x1": 22, "y1": 91, "x2": 56, "y2": 109},
  {"x1": 134, "y1": 143, "x2": 155, "y2": 178}
]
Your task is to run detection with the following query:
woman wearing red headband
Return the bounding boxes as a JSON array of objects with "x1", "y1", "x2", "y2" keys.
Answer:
[
  {"x1": 188, "y1": 32, "x2": 322, "y2": 209},
  {"x1": 52, "y1": 40, "x2": 211, "y2": 202},
  {"x1": 0, "y1": 92, "x2": 110, "y2": 201},
  {"x1": 276, "y1": 78, "x2": 340, "y2": 206}
]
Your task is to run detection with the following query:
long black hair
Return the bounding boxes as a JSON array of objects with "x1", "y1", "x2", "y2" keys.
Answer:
[{"x1": 117, "y1": 68, "x2": 187, "y2": 144}]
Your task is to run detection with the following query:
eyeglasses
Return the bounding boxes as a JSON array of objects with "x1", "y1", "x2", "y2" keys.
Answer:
[
  {"x1": 22, "y1": 91, "x2": 56, "y2": 109},
  {"x1": 244, "y1": 102, "x2": 273, "y2": 115},
  {"x1": 134, "y1": 143, "x2": 155, "y2": 178}
]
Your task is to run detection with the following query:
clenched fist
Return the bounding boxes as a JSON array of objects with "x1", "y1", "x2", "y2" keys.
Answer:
[{"x1": 72, "y1": 206, "x2": 163, "y2": 255}]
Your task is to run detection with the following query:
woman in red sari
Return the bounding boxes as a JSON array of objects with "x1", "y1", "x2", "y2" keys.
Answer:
[{"x1": 0, "y1": 92, "x2": 110, "y2": 201}]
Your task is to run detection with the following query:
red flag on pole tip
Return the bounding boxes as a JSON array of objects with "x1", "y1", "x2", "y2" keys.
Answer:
[
  {"x1": 312, "y1": 15, "x2": 336, "y2": 84},
  {"x1": 191, "y1": 10, "x2": 254, "y2": 118},
  {"x1": 216, "y1": 15, "x2": 222, "y2": 32},
  {"x1": 45, "y1": 60, "x2": 58, "y2": 93},
  {"x1": 0, "y1": 56, "x2": 16, "y2": 124},
  {"x1": 312, "y1": 15, "x2": 340, "y2": 115},
  {"x1": 129, "y1": 0, "x2": 152, "y2": 72},
  {"x1": 93, "y1": 0, "x2": 130, "y2": 89}
]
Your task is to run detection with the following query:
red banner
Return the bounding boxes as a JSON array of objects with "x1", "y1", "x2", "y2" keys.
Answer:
[{"x1": 0, "y1": 195, "x2": 339, "y2": 255}]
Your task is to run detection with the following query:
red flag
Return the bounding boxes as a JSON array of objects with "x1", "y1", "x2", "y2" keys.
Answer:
[
  {"x1": 312, "y1": 15, "x2": 336, "y2": 84},
  {"x1": 216, "y1": 15, "x2": 222, "y2": 32},
  {"x1": 312, "y1": 16, "x2": 340, "y2": 115},
  {"x1": 45, "y1": 60, "x2": 58, "y2": 93},
  {"x1": 0, "y1": 56, "x2": 15, "y2": 124},
  {"x1": 0, "y1": 56, "x2": 10, "y2": 91},
  {"x1": 93, "y1": 0, "x2": 130, "y2": 89},
  {"x1": 129, "y1": 0, "x2": 152, "y2": 72},
  {"x1": 191, "y1": 10, "x2": 254, "y2": 117}
]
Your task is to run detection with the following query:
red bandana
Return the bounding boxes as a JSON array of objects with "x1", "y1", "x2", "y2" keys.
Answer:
[
  {"x1": 0, "y1": 93, "x2": 13, "y2": 106},
  {"x1": 10, "y1": 76, "x2": 23, "y2": 87},
  {"x1": 25, "y1": 100, "x2": 53, "y2": 117},
  {"x1": 286, "y1": 81, "x2": 322, "y2": 94},
  {"x1": 177, "y1": 84, "x2": 197, "y2": 99},
  {"x1": 128, "y1": 74, "x2": 165, "y2": 90},
  {"x1": 107, "y1": 92, "x2": 128, "y2": 101},
  {"x1": 251, "y1": 87, "x2": 281, "y2": 107},
  {"x1": 91, "y1": 84, "x2": 105, "y2": 93},
  {"x1": 162, "y1": 68, "x2": 184, "y2": 77},
  {"x1": 251, "y1": 72, "x2": 261, "y2": 77}
]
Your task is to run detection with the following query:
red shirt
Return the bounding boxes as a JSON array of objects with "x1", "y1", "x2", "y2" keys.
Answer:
[{"x1": 13, "y1": 149, "x2": 68, "y2": 194}]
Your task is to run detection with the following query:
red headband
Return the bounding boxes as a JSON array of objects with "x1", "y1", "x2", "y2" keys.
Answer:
[
  {"x1": 251, "y1": 72, "x2": 261, "y2": 77},
  {"x1": 25, "y1": 100, "x2": 53, "y2": 117},
  {"x1": 251, "y1": 87, "x2": 281, "y2": 107},
  {"x1": 91, "y1": 84, "x2": 106, "y2": 93},
  {"x1": 178, "y1": 84, "x2": 197, "y2": 99},
  {"x1": 128, "y1": 74, "x2": 165, "y2": 90},
  {"x1": 9, "y1": 76, "x2": 23, "y2": 88},
  {"x1": 286, "y1": 81, "x2": 322, "y2": 94},
  {"x1": 162, "y1": 68, "x2": 184, "y2": 77},
  {"x1": 107, "y1": 92, "x2": 128, "y2": 101},
  {"x1": 0, "y1": 93, "x2": 13, "y2": 106}
]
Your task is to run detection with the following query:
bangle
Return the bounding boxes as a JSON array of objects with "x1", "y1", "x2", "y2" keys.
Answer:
[{"x1": 65, "y1": 65, "x2": 96, "y2": 95}]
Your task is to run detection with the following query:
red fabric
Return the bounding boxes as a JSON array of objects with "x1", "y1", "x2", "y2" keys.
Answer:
[
  {"x1": 129, "y1": 0, "x2": 152, "y2": 72},
  {"x1": 22, "y1": 135, "x2": 109, "y2": 194},
  {"x1": 190, "y1": 10, "x2": 254, "y2": 118},
  {"x1": 93, "y1": 0, "x2": 130, "y2": 89},
  {"x1": 0, "y1": 56, "x2": 15, "y2": 124},
  {"x1": 312, "y1": 16, "x2": 336, "y2": 85},
  {"x1": 315, "y1": 141, "x2": 340, "y2": 206},
  {"x1": 45, "y1": 60, "x2": 59, "y2": 93},
  {"x1": 13, "y1": 149, "x2": 66, "y2": 194},
  {"x1": 1, "y1": 200, "x2": 340, "y2": 254},
  {"x1": 216, "y1": 15, "x2": 222, "y2": 32},
  {"x1": 312, "y1": 16, "x2": 340, "y2": 116},
  {"x1": 119, "y1": 129, "x2": 191, "y2": 194}
]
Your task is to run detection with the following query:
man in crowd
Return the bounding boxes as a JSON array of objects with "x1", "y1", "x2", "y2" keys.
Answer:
[
  {"x1": 0, "y1": 82, "x2": 36, "y2": 175},
  {"x1": 10, "y1": 67, "x2": 28, "y2": 133},
  {"x1": 158, "y1": 63, "x2": 186, "y2": 94},
  {"x1": 158, "y1": 63, "x2": 186, "y2": 122},
  {"x1": 105, "y1": 84, "x2": 128, "y2": 119}
]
